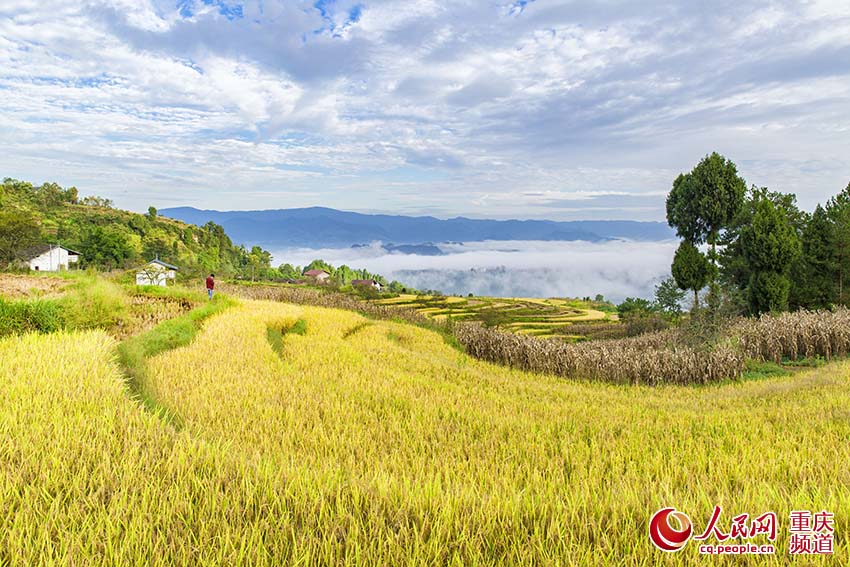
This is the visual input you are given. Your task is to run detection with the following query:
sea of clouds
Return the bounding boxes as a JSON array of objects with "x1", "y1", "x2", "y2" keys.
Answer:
[{"x1": 272, "y1": 240, "x2": 678, "y2": 302}]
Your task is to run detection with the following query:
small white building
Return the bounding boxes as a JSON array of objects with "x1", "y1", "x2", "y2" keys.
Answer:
[
  {"x1": 24, "y1": 245, "x2": 81, "y2": 272},
  {"x1": 136, "y1": 259, "x2": 179, "y2": 286}
]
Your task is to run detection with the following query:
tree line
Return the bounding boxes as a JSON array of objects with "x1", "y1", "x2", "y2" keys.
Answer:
[
  {"x1": 666, "y1": 153, "x2": 850, "y2": 316},
  {"x1": 0, "y1": 178, "x2": 410, "y2": 290},
  {"x1": 0, "y1": 178, "x2": 267, "y2": 278}
]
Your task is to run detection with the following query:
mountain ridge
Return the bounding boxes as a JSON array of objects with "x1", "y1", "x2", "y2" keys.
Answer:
[{"x1": 160, "y1": 206, "x2": 675, "y2": 249}]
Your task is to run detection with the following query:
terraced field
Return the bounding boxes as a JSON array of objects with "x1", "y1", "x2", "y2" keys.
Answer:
[
  {"x1": 375, "y1": 293, "x2": 619, "y2": 340},
  {"x1": 2, "y1": 298, "x2": 848, "y2": 564}
]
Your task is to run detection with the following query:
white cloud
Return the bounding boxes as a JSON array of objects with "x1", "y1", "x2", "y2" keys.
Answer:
[
  {"x1": 0, "y1": 0, "x2": 848, "y2": 217},
  {"x1": 272, "y1": 239, "x2": 678, "y2": 301}
]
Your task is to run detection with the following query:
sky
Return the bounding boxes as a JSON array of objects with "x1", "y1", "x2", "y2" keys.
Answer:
[{"x1": 1, "y1": 0, "x2": 849, "y2": 221}]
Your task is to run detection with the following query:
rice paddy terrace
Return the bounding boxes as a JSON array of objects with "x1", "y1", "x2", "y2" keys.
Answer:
[
  {"x1": 375, "y1": 294, "x2": 619, "y2": 340},
  {"x1": 2, "y1": 295, "x2": 848, "y2": 565}
]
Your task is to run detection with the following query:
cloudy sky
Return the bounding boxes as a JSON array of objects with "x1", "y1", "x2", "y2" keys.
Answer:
[{"x1": 2, "y1": 0, "x2": 849, "y2": 220}]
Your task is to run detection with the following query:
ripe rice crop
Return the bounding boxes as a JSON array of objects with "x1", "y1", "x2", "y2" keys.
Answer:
[
  {"x1": 5, "y1": 300, "x2": 849, "y2": 564},
  {"x1": 228, "y1": 282, "x2": 850, "y2": 384}
]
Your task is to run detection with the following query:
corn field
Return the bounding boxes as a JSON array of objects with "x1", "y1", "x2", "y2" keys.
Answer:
[
  {"x1": 2, "y1": 299, "x2": 848, "y2": 564},
  {"x1": 454, "y1": 323, "x2": 745, "y2": 385},
  {"x1": 735, "y1": 308, "x2": 850, "y2": 363}
]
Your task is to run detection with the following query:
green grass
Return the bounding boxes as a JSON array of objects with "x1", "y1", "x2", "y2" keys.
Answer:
[
  {"x1": 0, "y1": 297, "x2": 64, "y2": 337},
  {"x1": 741, "y1": 360, "x2": 792, "y2": 381},
  {"x1": 267, "y1": 318, "x2": 309, "y2": 355},
  {"x1": 116, "y1": 294, "x2": 236, "y2": 427},
  {"x1": 59, "y1": 274, "x2": 128, "y2": 330}
]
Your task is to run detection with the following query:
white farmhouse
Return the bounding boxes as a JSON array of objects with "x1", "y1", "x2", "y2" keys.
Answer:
[
  {"x1": 136, "y1": 259, "x2": 179, "y2": 286},
  {"x1": 23, "y1": 245, "x2": 81, "y2": 272}
]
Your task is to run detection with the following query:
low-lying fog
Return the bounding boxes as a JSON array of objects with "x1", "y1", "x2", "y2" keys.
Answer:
[{"x1": 272, "y1": 240, "x2": 678, "y2": 302}]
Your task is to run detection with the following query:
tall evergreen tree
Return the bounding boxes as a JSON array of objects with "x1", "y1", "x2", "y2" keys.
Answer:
[
  {"x1": 825, "y1": 183, "x2": 850, "y2": 305},
  {"x1": 740, "y1": 196, "x2": 801, "y2": 314},
  {"x1": 720, "y1": 186, "x2": 806, "y2": 310},
  {"x1": 791, "y1": 205, "x2": 835, "y2": 309}
]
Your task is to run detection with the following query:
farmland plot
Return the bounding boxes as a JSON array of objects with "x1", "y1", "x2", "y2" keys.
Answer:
[{"x1": 2, "y1": 300, "x2": 849, "y2": 565}]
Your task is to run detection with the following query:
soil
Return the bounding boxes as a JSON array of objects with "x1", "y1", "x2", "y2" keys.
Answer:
[{"x1": 0, "y1": 274, "x2": 71, "y2": 299}]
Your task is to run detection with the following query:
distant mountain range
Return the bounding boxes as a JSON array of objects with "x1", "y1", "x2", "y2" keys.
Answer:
[{"x1": 160, "y1": 206, "x2": 675, "y2": 249}]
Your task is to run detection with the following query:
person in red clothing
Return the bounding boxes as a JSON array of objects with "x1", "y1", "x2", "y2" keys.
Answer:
[{"x1": 206, "y1": 273, "x2": 215, "y2": 300}]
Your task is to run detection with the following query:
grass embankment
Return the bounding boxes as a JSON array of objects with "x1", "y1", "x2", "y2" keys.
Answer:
[{"x1": 116, "y1": 294, "x2": 235, "y2": 425}]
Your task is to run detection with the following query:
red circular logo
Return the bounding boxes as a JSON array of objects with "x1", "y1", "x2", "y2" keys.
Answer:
[{"x1": 649, "y1": 507, "x2": 693, "y2": 552}]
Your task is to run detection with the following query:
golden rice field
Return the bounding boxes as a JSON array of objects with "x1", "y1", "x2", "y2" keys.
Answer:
[
  {"x1": 374, "y1": 293, "x2": 617, "y2": 339},
  {"x1": 1, "y1": 299, "x2": 849, "y2": 565}
]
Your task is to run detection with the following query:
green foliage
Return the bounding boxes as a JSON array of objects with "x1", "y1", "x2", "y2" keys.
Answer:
[
  {"x1": 741, "y1": 360, "x2": 791, "y2": 381},
  {"x1": 666, "y1": 152, "x2": 747, "y2": 246},
  {"x1": 79, "y1": 226, "x2": 134, "y2": 269},
  {"x1": 826, "y1": 183, "x2": 850, "y2": 305},
  {"x1": 616, "y1": 297, "x2": 653, "y2": 319},
  {"x1": 1, "y1": 178, "x2": 270, "y2": 279},
  {"x1": 667, "y1": 153, "x2": 746, "y2": 311},
  {"x1": 747, "y1": 271, "x2": 791, "y2": 315},
  {"x1": 792, "y1": 205, "x2": 836, "y2": 309},
  {"x1": 0, "y1": 210, "x2": 41, "y2": 266},
  {"x1": 740, "y1": 193, "x2": 801, "y2": 314},
  {"x1": 671, "y1": 241, "x2": 710, "y2": 307},
  {"x1": 60, "y1": 275, "x2": 128, "y2": 330},
  {"x1": 653, "y1": 276, "x2": 686, "y2": 318},
  {"x1": 0, "y1": 297, "x2": 63, "y2": 337}
]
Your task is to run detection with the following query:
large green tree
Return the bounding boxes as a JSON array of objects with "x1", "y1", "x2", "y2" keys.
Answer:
[
  {"x1": 79, "y1": 226, "x2": 134, "y2": 269},
  {"x1": 719, "y1": 187, "x2": 805, "y2": 306},
  {"x1": 740, "y1": 196, "x2": 801, "y2": 314},
  {"x1": 666, "y1": 153, "x2": 747, "y2": 306}
]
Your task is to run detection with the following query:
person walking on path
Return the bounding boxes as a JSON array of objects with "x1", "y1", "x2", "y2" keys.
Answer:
[{"x1": 206, "y1": 273, "x2": 215, "y2": 299}]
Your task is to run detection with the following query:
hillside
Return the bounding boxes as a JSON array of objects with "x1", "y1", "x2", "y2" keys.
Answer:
[
  {"x1": 0, "y1": 178, "x2": 266, "y2": 278},
  {"x1": 160, "y1": 206, "x2": 676, "y2": 248},
  {"x1": 2, "y1": 293, "x2": 847, "y2": 564}
]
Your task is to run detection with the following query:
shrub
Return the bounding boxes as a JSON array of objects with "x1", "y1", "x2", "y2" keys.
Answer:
[
  {"x1": 0, "y1": 298, "x2": 64, "y2": 337},
  {"x1": 60, "y1": 275, "x2": 128, "y2": 330}
]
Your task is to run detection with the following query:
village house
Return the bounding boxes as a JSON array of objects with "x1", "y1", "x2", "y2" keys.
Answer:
[
  {"x1": 304, "y1": 269, "x2": 330, "y2": 283},
  {"x1": 22, "y1": 244, "x2": 81, "y2": 272},
  {"x1": 351, "y1": 279, "x2": 383, "y2": 291},
  {"x1": 136, "y1": 259, "x2": 179, "y2": 286}
]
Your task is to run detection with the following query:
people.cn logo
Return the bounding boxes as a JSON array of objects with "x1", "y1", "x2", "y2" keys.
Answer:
[{"x1": 649, "y1": 507, "x2": 693, "y2": 552}]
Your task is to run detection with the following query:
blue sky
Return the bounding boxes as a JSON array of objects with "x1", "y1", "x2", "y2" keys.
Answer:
[{"x1": 1, "y1": 0, "x2": 849, "y2": 220}]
